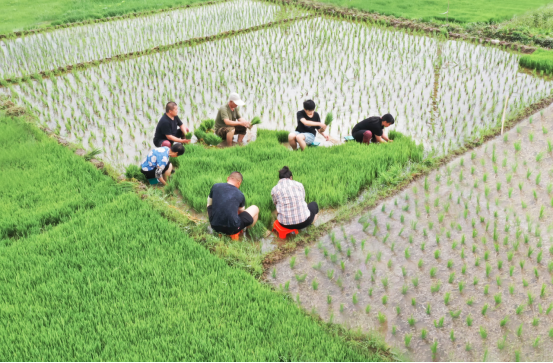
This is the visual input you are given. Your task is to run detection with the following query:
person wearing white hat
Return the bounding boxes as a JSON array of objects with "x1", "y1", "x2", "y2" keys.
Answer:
[{"x1": 214, "y1": 92, "x2": 251, "y2": 146}]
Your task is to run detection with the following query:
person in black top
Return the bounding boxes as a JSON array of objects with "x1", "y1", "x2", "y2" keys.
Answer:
[
  {"x1": 288, "y1": 100, "x2": 329, "y2": 151},
  {"x1": 207, "y1": 171, "x2": 259, "y2": 236},
  {"x1": 351, "y1": 114, "x2": 395, "y2": 145},
  {"x1": 153, "y1": 102, "x2": 190, "y2": 147}
]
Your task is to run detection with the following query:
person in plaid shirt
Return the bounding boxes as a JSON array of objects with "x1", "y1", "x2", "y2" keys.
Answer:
[{"x1": 271, "y1": 166, "x2": 319, "y2": 229}]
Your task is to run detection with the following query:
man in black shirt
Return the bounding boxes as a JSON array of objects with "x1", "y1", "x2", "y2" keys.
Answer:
[
  {"x1": 207, "y1": 171, "x2": 259, "y2": 236},
  {"x1": 153, "y1": 102, "x2": 190, "y2": 147},
  {"x1": 351, "y1": 114, "x2": 395, "y2": 144},
  {"x1": 288, "y1": 99, "x2": 329, "y2": 151}
]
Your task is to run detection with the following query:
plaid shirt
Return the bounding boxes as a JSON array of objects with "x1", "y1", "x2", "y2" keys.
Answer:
[{"x1": 271, "y1": 178, "x2": 310, "y2": 226}]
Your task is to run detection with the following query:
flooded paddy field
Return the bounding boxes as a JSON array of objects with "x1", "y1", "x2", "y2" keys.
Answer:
[
  {"x1": 2, "y1": 16, "x2": 551, "y2": 169},
  {"x1": 269, "y1": 104, "x2": 553, "y2": 361},
  {"x1": 0, "y1": 0, "x2": 303, "y2": 80}
]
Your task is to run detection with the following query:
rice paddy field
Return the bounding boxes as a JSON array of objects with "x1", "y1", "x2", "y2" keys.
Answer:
[
  {"x1": 2, "y1": 12, "x2": 552, "y2": 168},
  {"x1": 3, "y1": 0, "x2": 553, "y2": 361},
  {"x1": 270, "y1": 105, "x2": 553, "y2": 361}
]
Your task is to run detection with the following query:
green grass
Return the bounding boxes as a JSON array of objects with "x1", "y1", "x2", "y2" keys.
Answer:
[
  {"x1": 0, "y1": 0, "x2": 213, "y2": 34},
  {"x1": 520, "y1": 49, "x2": 553, "y2": 74},
  {"x1": 0, "y1": 115, "x2": 390, "y2": 361},
  {"x1": 312, "y1": 0, "x2": 550, "y2": 24},
  {"x1": 0, "y1": 115, "x2": 121, "y2": 240},
  {"x1": 173, "y1": 129, "x2": 423, "y2": 229}
]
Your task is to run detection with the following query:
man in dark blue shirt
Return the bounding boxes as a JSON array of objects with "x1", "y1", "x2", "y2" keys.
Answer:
[{"x1": 207, "y1": 172, "x2": 259, "y2": 236}]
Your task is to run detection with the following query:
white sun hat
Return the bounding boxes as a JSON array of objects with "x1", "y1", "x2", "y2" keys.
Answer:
[{"x1": 229, "y1": 92, "x2": 245, "y2": 106}]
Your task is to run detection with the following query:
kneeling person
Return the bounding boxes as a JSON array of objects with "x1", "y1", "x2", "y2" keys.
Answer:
[
  {"x1": 352, "y1": 113, "x2": 395, "y2": 144},
  {"x1": 140, "y1": 142, "x2": 185, "y2": 185},
  {"x1": 271, "y1": 166, "x2": 319, "y2": 229},
  {"x1": 289, "y1": 99, "x2": 329, "y2": 151},
  {"x1": 208, "y1": 172, "x2": 259, "y2": 235}
]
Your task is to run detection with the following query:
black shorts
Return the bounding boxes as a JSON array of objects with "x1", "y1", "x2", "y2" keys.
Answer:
[
  {"x1": 153, "y1": 129, "x2": 184, "y2": 147},
  {"x1": 140, "y1": 163, "x2": 170, "y2": 180},
  {"x1": 212, "y1": 211, "x2": 254, "y2": 235},
  {"x1": 282, "y1": 202, "x2": 319, "y2": 230}
]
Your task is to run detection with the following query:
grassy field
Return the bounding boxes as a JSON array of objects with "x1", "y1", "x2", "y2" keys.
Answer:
[
  {"x1": 0, "y1": 114, "x2": 391, "y2": 361},
  {"x1": 173, "y1": 129, "x2": 424, "y2": 230},
  {"x1": 0, "y1": 0, "x2": 211, "y2": 34},
  {"x1": 313, "y1": 0, "x2": 550, "y2": 24},
  {"x1": 0, "y1": 116, "x2": 123, "y2": 240}
]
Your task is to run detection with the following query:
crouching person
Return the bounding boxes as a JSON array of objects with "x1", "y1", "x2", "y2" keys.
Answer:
[
  {"x1": 271, "y1": 166, "x2": 319, "y2": 229},
  {"x1": 207, "y1": 171, "x2": 259, "y2": 236},
  {"x1": 140, "y1": 142, "x2": 185, "y2": 185}
]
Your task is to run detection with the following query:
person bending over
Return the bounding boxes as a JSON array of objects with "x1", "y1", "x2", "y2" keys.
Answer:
[
  {"x1": 288, "y1": 99, "x2": 329, "y2": 151},
  {"x1": 153, "y1": 101, "x2": 190, "y2": 147},
  {"x1": 214, "y1": 93, "x2": 251, "y2": 147},
  {"x1": 351, "y1": 114, "x2": 395, "y2": 145},
  {"x1": 271, "y1": 166, "x2": 319, "y2": 230},
  {"x1": 140, "y1": 142, "x2": 185, "y2": 185},
  {"x1": 207, "y1": 171, "x2": 259, "y2": 236}
]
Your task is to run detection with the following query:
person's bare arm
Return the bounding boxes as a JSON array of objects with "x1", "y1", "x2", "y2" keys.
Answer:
[
  {"x1": 300, "y1": 118, "x2": 326, "y2": 131},
  {"x1": 238, "y1": 206, "x2": 246, "y2": 214},
  {"x1": 166, "y1": 134, "x2": 187, "y2": 143},
  {"x1": 224, "y1": 118, "x2": 250, "y2": 127},
  {"x1": 374, "y1": 135, "x2": 387, "y2": 143},
  {"x1": 381, "y1": 134, "x2": 393, "y2": 142},
  {"x1": 318, "y1": 128, "x2": 330, "y2": 141},
  {"x1": 207, "y1": 196, "x2": 213, "y2": 208}
]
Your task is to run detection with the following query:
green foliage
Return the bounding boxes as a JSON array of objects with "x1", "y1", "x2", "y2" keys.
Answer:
[
  {"x1": 250, "y1": 116, "x2": 262, "y2": 126},
  {"x1": 324, "y1": 112, "x2": 334, "y2": 126},
  {"x1": 174, "y1": 129, "x2": 423, "y2": 228},
  {"x1": 125, "y1": 164, "x2": 147, "y2": 183},
  {"x1": 520, "y1": 49, "x2": 553, "y2": 74},
  {"x1": 0, "y1": 193, "x2": 385, "y2": 360},
  {"x1": 0, "y1": 116, "x2": 121, "y2": 240}
]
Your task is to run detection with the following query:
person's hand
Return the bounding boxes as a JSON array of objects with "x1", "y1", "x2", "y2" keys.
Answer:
[
  {"x1": 324, "y1": 133, "x2": 330, "y2": 141},
  {"x1": 185, "y1": 127, "x2": 189, "y2": 133},
  {"x1": 242, "y1": 121, "x2": 251, "y2": 128},
  {"x1": 319, "y1": 123, "x2": 327, "y2": 132},
  {"x1": 181, "y1": 139, "x2": 190, "y2": 144},
  {"x1": 388, "y1": 139, "x2": 393, "y2": 143}
]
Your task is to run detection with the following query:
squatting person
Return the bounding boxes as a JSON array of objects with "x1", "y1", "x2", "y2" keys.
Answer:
[
  {"x1": 271, "y1": 166, "x2": 319, "y2": 230},
  {"x1": 153, "y1": 101, "x2": 190, "y2": 147},
  {"x1": 351, "y1": 113, "x2": 395, "y2": 144},
  {"x1": 288, "y1": 99, "x2": 329, "y2": 151},
  {"x1": 140, "y1": 142, "x2": 185, "y2": 185},
  {"x1": 207, "y1": 171, "x2": 259, "y2": 236},
  {"x1": 214, "y1": 93, "x2": 251, "y2": 147}
]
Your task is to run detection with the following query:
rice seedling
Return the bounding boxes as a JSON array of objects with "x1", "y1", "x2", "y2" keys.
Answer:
[
  {"x1": 327, "y1": 295, "x2": 332, "y2": 304},
  {"x1": 516, "y1": 304, "x2": 525, "y2": 315},
  {"x1": 426, "y1": 303, "x2": 431, "y2": 315},
  {"x1": 517, "y1": 324, "x2": 523, "y2": 337},
  {"x1": 479, "y1": 326, "x2": 488, "y2": 339},
  {"x1": 431, "y1": 341, "x2": 438, "y2": 360},
  {"x1": 295, "y1": 273, "x2": 307, "y2": 282},
  {"x1": 377, "y1": 312, "x2": 387, "y2": 324},
  {"x1": 434, "y1": 317, "x2": 444, "y2": 328},
  {"x1": 290, "y1": 256, "x2": 296, "y2": 269},
  {"x1": 312, "y1": 279, "x2": 318, "y2": 290},
  {"x1": 421, "y1": 328, "x2": 428, "y2": 340},
  {"x1": 404, "y1": 334, "x2": 412, "y2": 348}
]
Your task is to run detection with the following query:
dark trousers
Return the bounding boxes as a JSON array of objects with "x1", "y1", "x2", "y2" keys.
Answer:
[{"x1": 282, "y1": 202, "x2": 319, "y2": 230}]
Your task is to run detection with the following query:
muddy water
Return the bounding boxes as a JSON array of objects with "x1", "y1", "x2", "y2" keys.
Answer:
[{"x1": 269, "y1": 103, "x2": 553, "y2": 361}]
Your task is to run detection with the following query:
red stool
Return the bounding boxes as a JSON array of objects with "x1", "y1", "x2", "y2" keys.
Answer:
[
  {"x1": 273, "y1": 220, "x2": 299, "y2": 239},
  {"x1": 220, "y1": 230, "x2": 243, "y2": 241}
]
